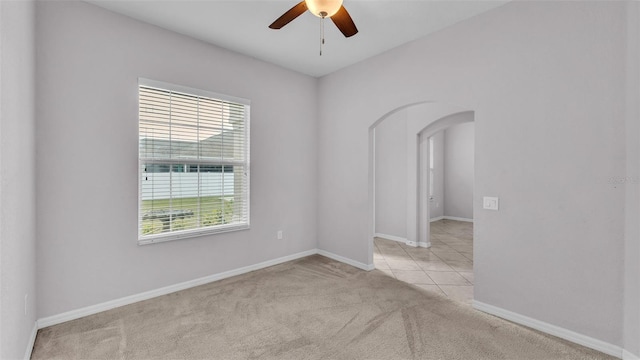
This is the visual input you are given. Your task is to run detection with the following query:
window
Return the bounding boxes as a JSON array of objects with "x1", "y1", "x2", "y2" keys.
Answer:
[{"x1": 138, "y1": 79, "x2": 250, "y2": 244}]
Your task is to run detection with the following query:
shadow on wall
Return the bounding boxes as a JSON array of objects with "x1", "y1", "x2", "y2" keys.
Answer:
[{"x1": 369, "y1": 101, "x2": 474, "y2": 261}]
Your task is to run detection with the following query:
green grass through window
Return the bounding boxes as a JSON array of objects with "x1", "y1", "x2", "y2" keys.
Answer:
[{"x1": 141, "y1": 196, "x2": 234, "y2": 235}]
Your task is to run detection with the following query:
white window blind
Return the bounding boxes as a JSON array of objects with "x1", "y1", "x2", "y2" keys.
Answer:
[{"x1": 138, "y1": 78, "x2": 250, "y2": 244}]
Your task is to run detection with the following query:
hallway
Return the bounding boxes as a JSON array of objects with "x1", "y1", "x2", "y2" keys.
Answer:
[{"x1": 374, "y1": 219, "x2": 474, "y2": 304}]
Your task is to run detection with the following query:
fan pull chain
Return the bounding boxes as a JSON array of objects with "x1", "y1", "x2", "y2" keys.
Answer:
[{"x1": 319, "y1": 16, "x2": 325, "y2": 56}]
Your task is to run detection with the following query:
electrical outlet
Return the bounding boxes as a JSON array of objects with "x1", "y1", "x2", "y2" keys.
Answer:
[
  {"x1": 277, "y1": 230, "x2": 283, "y2": 240},
  {"x1": 483, "y1": 196, "x2": 499, "y2": 210}
]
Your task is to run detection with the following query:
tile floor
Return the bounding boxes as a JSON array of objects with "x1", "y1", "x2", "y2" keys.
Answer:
[{"x1": 374, "y1": 219, "x2": 474, "y2": 304}]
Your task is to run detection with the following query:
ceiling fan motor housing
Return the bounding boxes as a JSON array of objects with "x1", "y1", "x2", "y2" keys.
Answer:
[{"x1": 305, "y1": 0, "x2": 343, "y2": 18}]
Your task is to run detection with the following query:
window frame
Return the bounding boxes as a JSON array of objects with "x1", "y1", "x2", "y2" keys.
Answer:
[{"x1": 137, "y1": 78, "x2": 250, "y2": 245}]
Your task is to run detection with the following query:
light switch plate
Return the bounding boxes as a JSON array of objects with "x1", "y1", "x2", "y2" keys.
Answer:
[{"x1": 483, "y1": 196, "x2": 499, "y2": 210}]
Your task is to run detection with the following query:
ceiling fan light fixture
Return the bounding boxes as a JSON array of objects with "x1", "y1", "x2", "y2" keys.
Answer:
[
  {"x1": 305, "y1": 0, "x2": 343, "y2": 18},
  {"x1": 269, "y1": 0, "x2": 357, "y2": 38}
]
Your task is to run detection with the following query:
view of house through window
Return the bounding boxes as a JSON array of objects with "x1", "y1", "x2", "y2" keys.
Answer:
[{"x1": 138, "y1": 79, "x2": 250, "y2": 244}]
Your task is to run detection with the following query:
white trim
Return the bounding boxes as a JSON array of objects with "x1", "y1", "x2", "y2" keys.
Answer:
[
  {"x1": 443, "y1": 216, "x2": 474, "y2": 223},
  {"x1": 137, "y1": 80, "x2": 251, "y2": 245},
  {"x1": 38, "y1": 249, "x2": 316, "y2": 328},
  {"x1": 24, "y1": 321, "x2": 38, "y2": 360},
  {"x1": 374, "y1": 233, "x2": 430, "y2": 249},
  {"x1": 316, "y1": 249, "x2": 375, "y2": 271},
  {"x1": 376, "y1": 233, "x2": 431, "y2": 249},
  {"x1": 37, "y1": 249, "x2": 376, "y2": 329},
  {"x1": 430, "y1": 216, "x2": 445, "y2": 222},
  {"x1": 623, "y1": 349, "x2": 640, "y2": 360},
  {"x1": 473, "y1": 301, "x2": 623, "y2": 359},
  {"x1": 138, "y1": 224, "x2": 250, "y2": 245},
  {"x1": 374, "y1": 233, "x2": 407, "y2": 244}
]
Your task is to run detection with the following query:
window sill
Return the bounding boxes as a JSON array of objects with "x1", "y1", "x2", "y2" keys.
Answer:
[{"x1": 138, "y1": 223, "x2": 250, "y2": 245}]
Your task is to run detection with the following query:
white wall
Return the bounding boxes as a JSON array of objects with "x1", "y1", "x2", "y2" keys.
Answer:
[
  {"x1": 0, "y1": 0, "x2": 37, "y2": 358},
  {"x1": 6, "y1": 0, "x2": 636, "y2": 356},
  {"x1": 377, "y1": 121, "x2": 474, "y2": 226},
  {"x1": 318, "y1": 0, "x2": 626, "y2": 348},
  {"x1": 35, "y1": 1, "x2": 318, "y2": 319},
  {"x1": 373, "y1": 107, "x2": 467, "y2": 241},
  {"x1": 374, "y1": 109, "x2": 407, "y2": 238},
  {"x1": 428, "y1": 131, "x2": 444, "y2": 220},
  {"x1": 624, "y1": 1, "x2": 640, "y2": 357},
  {"x1": 443, "y1": 122, "x2": 474, "y2": 220}
]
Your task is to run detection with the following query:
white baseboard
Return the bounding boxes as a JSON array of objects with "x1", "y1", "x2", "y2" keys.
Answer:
[
  {"x1": 38, "y1": 249, "x2": 317, "y2": 329},
  {"x1": 37, "y1": 248, "x2": 375, "y2": 329},
  {"x1": 24, "y1": 321, "x2": 38, "y2": 360},
  {"x1": 473, "y1": 300, "x2": 623, "y2": 359},
  {"x1": 374, "y1": 233, "x2": 407, "y2": 243},
  {"x1": 443, "y1": 216, "x2": 474, "y2": 223},
  {"x1": 431, "y1": 216, "x2": 473, "y2": 223},
  {"x1": 28, "y1": 252, "x2": 635, "y2": 360},
  {"x1": 407, "y1": 241, "x2": 432, "y2": 248},
  {"x1": 375, "y1": 233, "x2": 430, "y2": 249},
  {"x1": 317, "y1": 249, "x2": 375, "y2": 271},
  {"x1": 624, "y1": 349, "x2": 640, "y2": 360},
  {"x1": 375, "y1": 233, "x2": 431, "y2": 249}
]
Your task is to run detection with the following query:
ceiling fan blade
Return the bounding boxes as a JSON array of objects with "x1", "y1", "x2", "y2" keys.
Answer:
[
  {"x1": 331, "y1": 5, "x2": 358, "y2": 37},
  {"x1": 269, "y1": 1, "x2": 308, "y2": 29}
]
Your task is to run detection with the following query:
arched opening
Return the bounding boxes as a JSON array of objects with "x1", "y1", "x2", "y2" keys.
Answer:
[
  {"x1": 367, "y1": 101, "x2": 475, "y2": 303},
  {"x1": 417, "y1": 111, "x2": 475, "y2": 247}
]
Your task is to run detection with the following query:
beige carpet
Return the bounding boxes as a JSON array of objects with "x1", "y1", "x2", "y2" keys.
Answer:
[{"x1": 32, "y1": 255, "x2": 613, "y2": 359}]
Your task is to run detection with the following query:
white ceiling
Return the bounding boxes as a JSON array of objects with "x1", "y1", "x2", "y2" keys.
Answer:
[{"x1": 86, "y1": 0, "x2": 509, "y2": 77}]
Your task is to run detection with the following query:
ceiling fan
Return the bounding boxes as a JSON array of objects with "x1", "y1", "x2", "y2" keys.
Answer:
[{"x1": 269, "y1": 0, "x2": 358, "y2": 47}]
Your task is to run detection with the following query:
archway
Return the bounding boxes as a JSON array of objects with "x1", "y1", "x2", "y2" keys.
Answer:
[
  {"x1": 417, "y1": 111, "x2": 475, "y2": 248},
  {"x1": 367, "y1": 101, "x2": 474, "y2": 267}
]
